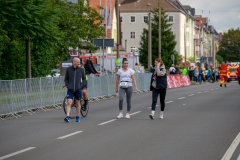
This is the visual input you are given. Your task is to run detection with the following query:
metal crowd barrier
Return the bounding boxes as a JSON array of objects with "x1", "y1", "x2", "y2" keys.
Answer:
[{"x1": 0, "y1": 73, "x2": 152, "y2": 119}]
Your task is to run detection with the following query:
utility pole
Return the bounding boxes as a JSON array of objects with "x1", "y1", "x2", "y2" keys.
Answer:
[
  {"x1": 148, "y1": 13, "x2": 152, "y2": 68},
  {"x1": 184, "y1": 23, "x2": 186, "y2": 67},
  {"x1": 125, "y1": 39, "x2": 127, "y2": 52},
  {"x1": 116, "y1": 0, "x2": 119, "y2": 59},
  {"x1": 158, "y1": 5, "x2": 161, "y2": 59}
]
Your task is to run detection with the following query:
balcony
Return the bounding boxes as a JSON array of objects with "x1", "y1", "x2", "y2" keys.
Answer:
[{"x1": 194, "y1": 34, "x2": 200, "y2": 39}]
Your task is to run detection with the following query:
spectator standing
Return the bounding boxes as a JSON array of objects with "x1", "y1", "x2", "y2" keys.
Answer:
[
  {"x1": 169, "y1": 64, "x2": 176, "y2": 74},
  {"x1": 195, "y1": 67, "x2": 199, "y2": 82},
  {"x1": 182, "y1": 67, "x2": 187, "y2": 75}
]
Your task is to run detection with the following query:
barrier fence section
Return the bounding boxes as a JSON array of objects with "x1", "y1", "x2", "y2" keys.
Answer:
[{"x1": 0, "y1": 74, "x2": 190, "y2": 118}]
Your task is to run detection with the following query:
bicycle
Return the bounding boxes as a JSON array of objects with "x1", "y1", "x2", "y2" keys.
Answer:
[{"x1": 62, "y1": 93, "x2": 89, "y2": 118}]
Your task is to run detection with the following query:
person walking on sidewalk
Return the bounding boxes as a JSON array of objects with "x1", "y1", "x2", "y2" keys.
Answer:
[
  {"x1": 220, "y1": 61, "x2": 229, "y2": 87},
  {"x1": 149, "y1": 58, "x2": 167, "y2": 119},
  {"x1": 236, "y1": 64, "x2": 240, "y2": 85},
  {"x1": 116, "y1": 58, "x2": 138, "y2": 119}
]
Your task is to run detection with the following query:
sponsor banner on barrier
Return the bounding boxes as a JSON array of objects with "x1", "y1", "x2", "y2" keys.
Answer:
[
  {"x1": 169, "y1": 76, "x2": 176, "y2": 88},
  {"x1": 177, "y1": 75, "x2": 183, "y2": 87},
  {"x1": 174, "y1": 75, "x2": 181, "y2": 87},
  {"x1": 185, "y1": 75, "x2": 191, "y2": 85},
  {"x1": 167, "y1": 75, "x2": 191, "y2": 89},
  {"x1": 179, "y1": 75, "x2": 187, "y2": 86},
  {"x1": 167, "y1": 76, "x2": 172, "y2": 89}
]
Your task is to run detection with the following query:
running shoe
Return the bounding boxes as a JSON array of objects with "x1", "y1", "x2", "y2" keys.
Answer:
[{"x1": 64, "y1": 116, "x2": 70, "y2": 122}]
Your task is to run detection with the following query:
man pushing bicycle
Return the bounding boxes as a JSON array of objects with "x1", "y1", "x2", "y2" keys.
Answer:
[{"x1": 64, "y1": 57, "x2": 86, "y2": 122}]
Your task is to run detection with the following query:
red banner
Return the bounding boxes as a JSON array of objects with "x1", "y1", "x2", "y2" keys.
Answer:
[{"x1": 167, "y1": 76, "x2": 172, "y2": 89}]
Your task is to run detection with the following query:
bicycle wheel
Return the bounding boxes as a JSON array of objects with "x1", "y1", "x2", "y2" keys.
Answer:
[
  {"x1": 63, "y1": 96, "x2": 77, "y2": 119},
  {"x1": 80, "y1": 99, "x2": 89, "y2": 117}
]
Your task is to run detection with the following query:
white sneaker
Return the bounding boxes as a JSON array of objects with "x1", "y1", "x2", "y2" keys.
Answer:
[
  {"x1": 149, "y1": 113, "x2": 154, "y2": 119},
  {"x1": 160, "y1": 112, "x2": 163, "y2": 119},
  {"x1": 117, "y1": 112, "x2": 123, "y2": 119},
  {"x1": 125, "y1": 113, "x2": 130, "y2": 119}
]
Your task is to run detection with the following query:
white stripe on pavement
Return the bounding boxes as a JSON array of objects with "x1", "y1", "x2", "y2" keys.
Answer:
[
  {"x1": 221, "y1": 132, "x2": 240, "y2": 160},
  {"x1": 211, "y1": 89, "x2": 214, "y2": 90},
  {"x1": 178, "y1": 97, "x2": 185, "y2": 99},
  {"x1": 197, "y1": 92, "x2": 202, "y2": 94},
  {"x1": 188, "y1": 94, "x2": 195, "y2": 96},
  {"x1": 237, "y1": 154, "x2": 240, "y2": 160},
  {"x1": 166, "y1": 101, "x2": 173, "y2": 103},
  {"x1": 204, "y1": 90, "x2": 209, "y2": 92},
  {"x1": 98, "y1": 119, "x2": 117, "y2": 126},
  {"x1": 57, "y1": 131, "x2": 83, "y2": 139},
  {"x1": 0, "y1": 147, "x2": 36, "y2": 160},
  {"x1": 129, "y1": 111, "x2": 141, "y2": 116}
]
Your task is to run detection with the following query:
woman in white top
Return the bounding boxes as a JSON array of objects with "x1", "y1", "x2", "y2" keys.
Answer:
[
  {"x1": 169, "y1": 64, "x2": 176, "y2": 74},
  {"x1": 116, "y1": 58, "x2": 138, "y2": 118}
]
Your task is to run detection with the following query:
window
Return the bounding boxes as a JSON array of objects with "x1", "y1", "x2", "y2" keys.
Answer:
[
  {"x1": 144, "y1": 16, "x2": 148, "y2": 23},
  {"x1": 169, "y1": 16, "x2": 173, "y2": 22},
  {"x1": 131, "y1": 16, "x2": 135, "y2": 23},
  {"x1": 131, "y1": 47, "x2": 136, "y2": 52},
  {"x1": 120, "y1": 16, "x2": 123, "y2": 23},
  {"x1": 131, "y1": 32, "x2": 135, "y2": 38}
]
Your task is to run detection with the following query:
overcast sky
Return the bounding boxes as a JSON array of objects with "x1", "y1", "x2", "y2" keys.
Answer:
[{"x1": 179, "y1": 0, "x2": 240, "y2": 33}]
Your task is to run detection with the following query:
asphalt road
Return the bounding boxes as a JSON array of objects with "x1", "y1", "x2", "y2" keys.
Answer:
[{"x1": 0, "y1": 82, "x2": 240, "y2": 160}]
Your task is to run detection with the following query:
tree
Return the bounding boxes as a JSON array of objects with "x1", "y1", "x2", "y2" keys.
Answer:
[
  {"x1": 139, "y1": 7, "x2": 179, "y2": 69},
  {"x1": 217, "y1": 28, "x2": 240, "y2": 62},
  {"x1": 216, "y1": 54, "x2": 223, "y2": 66},
  {"x1": 187, "y1": 57, "x2": 194, "y2": 62},
  {"x1": 0, "y1": 0, "x2": 104, "y2": 80}
]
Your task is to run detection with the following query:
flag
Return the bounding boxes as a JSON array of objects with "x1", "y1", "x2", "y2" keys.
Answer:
[
  {"x1": 106, "y1": 0, "x2": 112, "y2": 29},
  {"x1": 102, "y1": 1, "x2": 107, "y2": 19}
]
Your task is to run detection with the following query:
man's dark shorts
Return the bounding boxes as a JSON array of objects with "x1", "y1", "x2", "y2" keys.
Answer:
[
  {"x1": 82, "y1": 80, "x2": 88, "y2": 90},
  {"x1": 67, "y1": 91, "x2": 82, "y2": 100}
]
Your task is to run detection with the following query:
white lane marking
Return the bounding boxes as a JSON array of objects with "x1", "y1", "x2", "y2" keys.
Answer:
[
  {"x1": 57, "y1": 131, "x2": 83, "y2": 139},
  {"x1": 129, "y1": 111, "x2": 141, "y2": 116},
  {"x1": 189, "y1": 94, "x2": 195, "y2": 96},
  {"x1": 0, "y1": 147, "x2": 36, "y2": 160},
  {"x1": 211, "y1": 89, "x2": 214, "y2": 90},
  {"x1": 221, "y1": 132, "x2": 240, "y2": 160},
  {"x1": 98, "y1": 119, "x2": 117, "y2": 126},
  {"x1": 166, "y1": 101, "x2": 173, "y2": 103},
  {"x1": 197, "y1": 92, "x2": 202, "y2": 94},
  {"x1": 178, "y1": 97, "x2": 185, "y2": 99},
  {"x1": 237, "y1": 154, "x2": 240, "y2": 160},
  {"x1": 183, "y1": 104, "x2": 186, "y2": 106},
  {"x1": 204, "y1": 90, "x2": 209, "y2": 92}
]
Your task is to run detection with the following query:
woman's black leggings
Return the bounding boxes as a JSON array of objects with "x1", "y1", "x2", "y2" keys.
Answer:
[{"x1": 151, "y1": 88, "x2": 167, "y2": 111}]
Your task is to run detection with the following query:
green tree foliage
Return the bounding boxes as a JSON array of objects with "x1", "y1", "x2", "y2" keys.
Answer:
[
  {"x1": 139, "y1": 7, "x2": 179, "y2": 69},
  {"x1": 0, "y1": 0, "x2": 104, "y2": 80},
  {"x1": 187, "y1": 56, "x2": 194, "y2": 62},
  {"x1": 217, "y1": 28, "x2": 240, "y2": 62},
  {"x1": 216, "y1": 54, "x2": 223, "y2": 66}
]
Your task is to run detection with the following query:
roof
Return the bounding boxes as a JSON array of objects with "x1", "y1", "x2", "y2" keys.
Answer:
[
  {"x1": 119, "y1": 0, "x2": 185, "y2": 13},
  {"x1": 183, "y1": 5, "x2": 195, "y2": 19}
]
